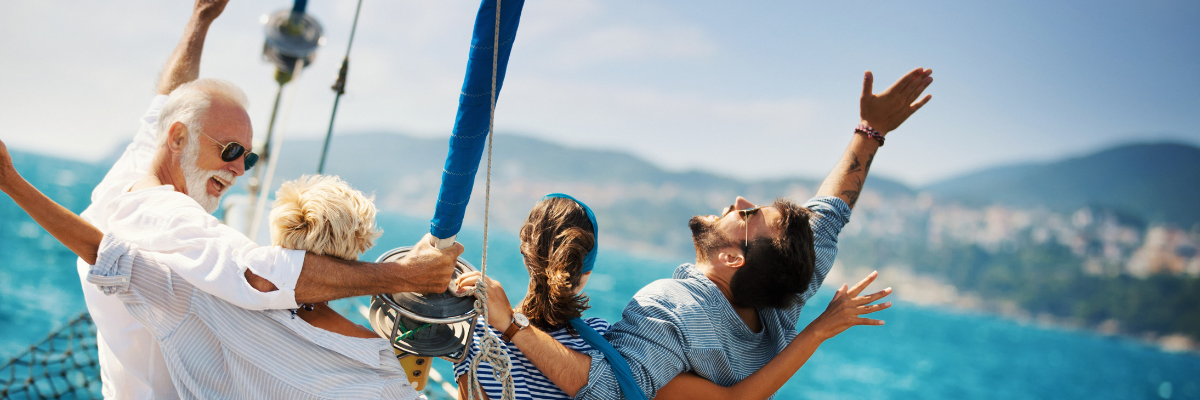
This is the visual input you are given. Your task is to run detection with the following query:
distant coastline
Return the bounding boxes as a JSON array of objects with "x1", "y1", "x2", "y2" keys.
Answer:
[{"x1": 823, "y1": 264, "x2": 1200, "y2": 356}]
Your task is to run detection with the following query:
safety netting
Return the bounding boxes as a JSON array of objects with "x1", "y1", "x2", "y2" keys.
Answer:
[
  {"x1": 0, "y1": 312, "x2": 102, "y2": 399},
  {"x1": 0, "y1": 311, "x2": 457, "y2": 399}
]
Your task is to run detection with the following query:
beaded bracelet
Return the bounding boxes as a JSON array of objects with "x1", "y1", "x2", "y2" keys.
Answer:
[{"x1": 855, "y1": 123, "x2": 885, "y2": 147}]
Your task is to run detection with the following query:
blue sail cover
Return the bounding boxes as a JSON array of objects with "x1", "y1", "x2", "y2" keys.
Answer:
[{"x1": 430, "y1": 0, "x2": 526, "y2": 240}]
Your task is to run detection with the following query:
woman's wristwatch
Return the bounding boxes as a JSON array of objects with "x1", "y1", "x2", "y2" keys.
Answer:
[{"x1": 501, "y1": 312, "x2": 530, "y2": 342}]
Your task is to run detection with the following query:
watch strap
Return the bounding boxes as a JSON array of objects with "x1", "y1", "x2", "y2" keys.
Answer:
[{"x1": 501, "y1": 320, "x2": 523, "y2": 342}]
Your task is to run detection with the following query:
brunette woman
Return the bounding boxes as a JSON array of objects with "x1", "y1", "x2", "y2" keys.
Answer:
[{"x1": 453, "y1": 194, "x2": 603, "y2": 400}]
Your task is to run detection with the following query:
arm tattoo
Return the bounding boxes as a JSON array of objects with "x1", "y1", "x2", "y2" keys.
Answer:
[
  {"x1": 841, "y1": 190, "x2": 860, "y2": 207},
  {"x1": 847, "y1": 154, "x2": 862, "y2": 173},
  {"x1": 865, "y1": 152, "x2": 875, "y2": 172},
  {"x1": 842, "y1": 176, "x2": 864, "y2": 207}
]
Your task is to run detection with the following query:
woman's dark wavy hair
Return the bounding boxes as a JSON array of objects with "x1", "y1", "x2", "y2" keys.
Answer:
[
  {"x1": 729, "y1": 198, "x2": 817, "y2": 309},
  {"x1": 517, "y1": 197, "x2": 596, "y2": 331}
]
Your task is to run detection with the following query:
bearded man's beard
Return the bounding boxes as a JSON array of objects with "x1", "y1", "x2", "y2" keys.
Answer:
[
  {"x1": 181, "y1": 136, "x2": 235, "y2": 213},
  {"x1": 688, "y1": 216, "x2": 739, "y2": 263},
  {"x1": 689, "y1": 215, "x2": 787, "y2": 308}
]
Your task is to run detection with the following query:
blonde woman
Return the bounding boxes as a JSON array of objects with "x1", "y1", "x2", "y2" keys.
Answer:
[
  {"x1": 269, "y1": 175, "x2": 385, "y2": 337},
  {"x1": 0, "y1": 155, "x2": 432, "y2": 399}
]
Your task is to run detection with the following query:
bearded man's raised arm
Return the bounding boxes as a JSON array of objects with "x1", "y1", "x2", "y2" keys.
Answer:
[{"x1": 815, "y1": 68, "x2": 933, "y2": 209}]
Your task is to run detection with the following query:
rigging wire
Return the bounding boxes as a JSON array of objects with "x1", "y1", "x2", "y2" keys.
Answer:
[
  {"x1": 317, "y1": 0, "x2": 366, "y2": 174},
  {"x1": 465, "y1": 2, "x2": 516, "y2": 399},
  {"x1": 249, "y1": 58, "x2": 306, "y2": 241},
  {"x1": 244, "y1": 81, "x2": 285, "y2": 226}
]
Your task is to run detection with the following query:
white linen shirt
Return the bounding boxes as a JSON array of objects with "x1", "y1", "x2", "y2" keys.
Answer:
[
  {"x1": 76, "y1": 95, "x2": 306, "y2": 399},
  {"x1": 87, "y1": 235, "x2": 421, "y2": 400}
]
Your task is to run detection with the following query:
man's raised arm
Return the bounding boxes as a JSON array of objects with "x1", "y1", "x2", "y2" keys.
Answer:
[
  {"x1": 158, "y1": 0, "x2": 230, "y2": 95},
  {"x1": 815, "y1": 68, "x2": 933, "y2": 209}
]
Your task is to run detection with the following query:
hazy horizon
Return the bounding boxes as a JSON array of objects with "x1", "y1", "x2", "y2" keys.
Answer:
[{"x1": 8, "y1": 128, "x2": 1195, "y2": 189}]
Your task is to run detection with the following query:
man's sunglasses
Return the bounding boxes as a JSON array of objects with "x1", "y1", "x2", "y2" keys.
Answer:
[
  {"x1": 200, "y1": 131, "x2": 259, "y2": 170},
  {"x1": 722, "y1": 204, "x2": 767, "y2": 247}
]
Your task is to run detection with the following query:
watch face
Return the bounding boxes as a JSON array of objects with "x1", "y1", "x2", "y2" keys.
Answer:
[{"x1": 514, "y1": 313, "x2": 530, "y2": 327}]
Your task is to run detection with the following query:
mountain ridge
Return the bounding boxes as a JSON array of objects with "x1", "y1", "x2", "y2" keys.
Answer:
[
  {"x1": 923, "y1": 142, "x2": 1200, "y2": 226},
  {"x1": 88, "y1": 132, "x2": 1200, "y2": 232}
]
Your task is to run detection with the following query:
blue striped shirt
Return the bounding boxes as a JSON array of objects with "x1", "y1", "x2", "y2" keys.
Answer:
[
  {"x1": 576, "y1": 196, "x2": 852, "y2": 400},
  {"x1": 454, "y1": 317, "x2": 610, "y2": 400},
  {"x1": 87, "y1": 235, "x2": 424, "y2": 400}
]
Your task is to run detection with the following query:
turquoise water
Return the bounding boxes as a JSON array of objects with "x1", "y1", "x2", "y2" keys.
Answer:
[
  {"x1": 2, "y1": 159, "x2": 1198, "y2": 399},
  {"x1": 350, "y1": 213, "x2": 1200, "y2": 400}
]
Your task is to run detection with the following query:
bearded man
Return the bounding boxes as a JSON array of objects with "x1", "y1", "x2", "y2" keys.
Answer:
[
  {"x1": 75, "y1": 2, "x2": 461, "y2": 399},
  {"x1": 465, "y1": 67, "x2": 934, "y2": 399}
]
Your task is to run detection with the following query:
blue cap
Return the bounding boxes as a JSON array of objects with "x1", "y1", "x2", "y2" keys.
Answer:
[{"x1": 541, "y1": 193, "x2": 598, "y2": 274}]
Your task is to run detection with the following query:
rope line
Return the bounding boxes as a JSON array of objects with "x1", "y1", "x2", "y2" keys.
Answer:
[
  {"x1": 393, "y1": 322, "x2": 433, "y2": 342},
  {"x1": 466, "y1": 1, "x2": 516, "y2": 400}
]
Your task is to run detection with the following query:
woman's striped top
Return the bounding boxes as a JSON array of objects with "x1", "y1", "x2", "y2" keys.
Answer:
[{"x1": 454, "y1": 316, "x2": 610, "y2": 400}]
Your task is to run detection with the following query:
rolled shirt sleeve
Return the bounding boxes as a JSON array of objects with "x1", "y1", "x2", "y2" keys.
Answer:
[
  {"x1": 86, "y1": 235, "x2": 139, "y2": 296},
  {"x1": 86, "y1": 234, "x2": 193, "y2": 335},
  {"x1": 102, "y1": 187, "x2": 304, "y2": 310},
  {"x1": 86, "y1": 234, "x2": 181, "y2": 339},
  {"x1": 797, "y1": 195, "x2": 852, "y2": 305}
]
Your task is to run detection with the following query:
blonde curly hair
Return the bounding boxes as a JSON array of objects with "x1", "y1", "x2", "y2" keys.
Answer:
[{"x1": 269, "y1": 175, "x2": 382, "y2": 260}]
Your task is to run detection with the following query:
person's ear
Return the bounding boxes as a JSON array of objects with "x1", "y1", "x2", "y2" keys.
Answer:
[
  {"x1": 717, "y1": 248, "x2": 746, "y2": 269},
  {"x1": 166, "y1": 122, "x2": 188, "y2": 155}
]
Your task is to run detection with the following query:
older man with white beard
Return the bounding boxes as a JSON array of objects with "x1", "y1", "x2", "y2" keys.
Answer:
[{"x1": 75, "y1": 2, "x2": 462, "y2": 399}]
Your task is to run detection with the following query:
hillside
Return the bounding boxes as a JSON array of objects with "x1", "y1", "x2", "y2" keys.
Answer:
[
  {"x1": 924, "y1": 143, "x2": 1200, "y2": 227},
  {"x1": 261, "y1": 132, "x2": 909, "y2": 255}
]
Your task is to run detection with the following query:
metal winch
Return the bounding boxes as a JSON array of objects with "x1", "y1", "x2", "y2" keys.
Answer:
[{"x1": 368, "y1": 246, "x2": 479, "y2": 364}]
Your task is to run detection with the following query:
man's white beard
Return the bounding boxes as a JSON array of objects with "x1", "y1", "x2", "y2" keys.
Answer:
[{"x1": 181, "y1": 137, "x2": 235, "y2": 214}]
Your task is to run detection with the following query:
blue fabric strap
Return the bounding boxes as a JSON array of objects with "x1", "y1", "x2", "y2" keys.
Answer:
[
  {"x1": 569, "y1": 318, "x2": 646, "y2": 400},
  {"x1": 541, "y1": 193, "x2": 598, "y2": 274}
]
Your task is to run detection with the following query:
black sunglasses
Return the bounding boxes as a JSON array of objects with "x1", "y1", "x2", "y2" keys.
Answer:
[
  {"x1": 200, "y1": 132, "x2": 258, "y2": 170},
  {"x1": 722, "y1": 204, "x2": 769, "y2": 247}
]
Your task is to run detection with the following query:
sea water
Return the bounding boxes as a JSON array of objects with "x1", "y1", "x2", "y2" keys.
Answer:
[
  {"x1": 358, "y1": 213, "x2": 1200, "y2": 400},
  {"x1": 2, "y1": 199, "x2": 1198, "y2": 399}
]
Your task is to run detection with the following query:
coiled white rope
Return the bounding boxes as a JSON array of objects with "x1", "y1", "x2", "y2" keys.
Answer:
[{"x1": 464, "y1": 1, "x2": 515, "y2": 400}]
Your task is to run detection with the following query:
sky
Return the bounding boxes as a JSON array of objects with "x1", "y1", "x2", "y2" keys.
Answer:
[{"x1": 0, "y1": 0, "x2": 1197, "y2": 186}]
